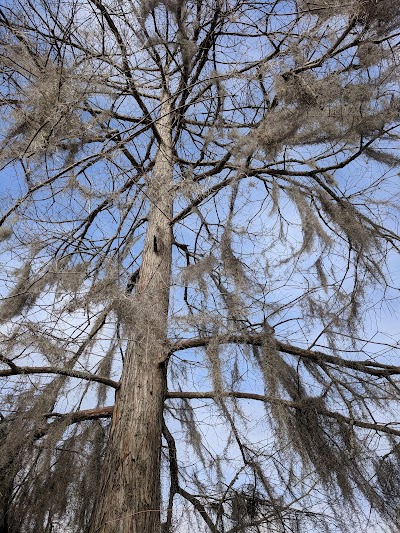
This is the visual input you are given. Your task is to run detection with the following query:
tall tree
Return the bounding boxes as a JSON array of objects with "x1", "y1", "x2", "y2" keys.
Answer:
[{"x1": 0, "y1": 0, "x2": 400, "y2": 531}]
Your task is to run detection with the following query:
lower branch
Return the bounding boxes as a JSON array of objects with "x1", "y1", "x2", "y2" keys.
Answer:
[
  {"x1": 0, "y1": 361, "x2": 119, "y2": 388},
  {"x1": 162, "y1": 417, "x2": 218, "y2": 532},
  {"x1": 177, "y1": 487, "x2": 219, "y2": 533},
  {"x1": 162, "y1": 419, "x2": 179, "y2": 533},
  {"x1": 166, "y1": 391, "x2": 400, "y2": 437},
  {"x1": 41, "y1": 390, "x2": 400, "y2": 436}
]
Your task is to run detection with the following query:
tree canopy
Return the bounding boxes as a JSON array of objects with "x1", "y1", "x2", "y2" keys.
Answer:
[{"x1": 0, "y1": 0, "x2": 400, "y2": 531}]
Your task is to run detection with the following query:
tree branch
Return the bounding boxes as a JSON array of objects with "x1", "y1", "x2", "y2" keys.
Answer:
[
  {"x1": 170, "y1": 335, "x2": 400, "y2": 378},
  {"x1": 46, "y1": 405, "x2": 114, "y2": 423},
  {"x1": 162, "y1": 419, "x2": 179, "y2": 533},
  {"x1": 166, "y1": 391, "x2": 400, "y2": 437},
  {"x1": 41, "y1": 385, "x2": 400, "y2": 441},
  {"x1": 0, "y1": 363, "x2": 119, "y2": 388}
]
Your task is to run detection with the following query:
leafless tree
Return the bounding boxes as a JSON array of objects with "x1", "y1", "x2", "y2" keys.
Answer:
[{"x1": 0, "y1": 0, "x2": 400, "y2": 531}]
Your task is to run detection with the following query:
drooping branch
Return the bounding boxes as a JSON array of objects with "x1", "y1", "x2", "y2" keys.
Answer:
[{"x1": 170, "y1": 335, "x2": 400, "y2": 378}]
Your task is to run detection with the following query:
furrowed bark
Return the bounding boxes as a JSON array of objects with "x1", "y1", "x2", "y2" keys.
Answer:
[{"x1": 90, "y1": 94, "x2": 173, "y2": 533}]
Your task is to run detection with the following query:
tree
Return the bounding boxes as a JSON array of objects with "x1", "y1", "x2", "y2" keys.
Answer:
[{"x1": 0, "y1": 0, "x2": 399, "y2": 531}]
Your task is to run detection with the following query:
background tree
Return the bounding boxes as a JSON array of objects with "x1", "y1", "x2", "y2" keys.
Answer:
[{"x1": 0, "y1": 0, "x2": 400, "y2": 531}]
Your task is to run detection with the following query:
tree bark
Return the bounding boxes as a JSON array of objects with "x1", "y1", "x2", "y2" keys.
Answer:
[
  {"x1": 0, "y1": 473, "x2": 12, "y2": 533},
  {"x1": 90, "y1": 94, "x2": 173, "y2": 533}
]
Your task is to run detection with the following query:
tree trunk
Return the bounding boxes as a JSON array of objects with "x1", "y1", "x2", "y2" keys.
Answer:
[
  {"x1": 0, "y1": 475, "x2": 11, "y2": 533},
  {"x1": 90, "y1": 94, "x2": 173, "y2": 533}
]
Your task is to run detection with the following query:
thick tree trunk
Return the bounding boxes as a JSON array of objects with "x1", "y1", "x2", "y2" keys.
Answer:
[{"x1": 90, "y1": 95, "x2": 173, "y2": 533}]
